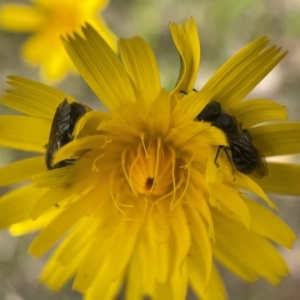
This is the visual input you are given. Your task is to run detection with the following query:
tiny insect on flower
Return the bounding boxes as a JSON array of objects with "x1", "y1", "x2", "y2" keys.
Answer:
[
  {"x1": 46, "y1": 99, "x2": 90, "y2": 170},
  {"x1": 196, "y1": 100, "x2": 267, "y2": 176}
]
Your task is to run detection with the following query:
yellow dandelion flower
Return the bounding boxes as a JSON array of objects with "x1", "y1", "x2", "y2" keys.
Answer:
[
  {"x1": 0, "y1": 0, "x2": 116, "y2": 82},
  {"x1": 0, "y1": 18, "x2": 299, "y2": 299}
]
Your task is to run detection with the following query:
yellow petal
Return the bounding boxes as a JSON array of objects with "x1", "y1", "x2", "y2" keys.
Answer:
[
  {"x1": 170, "y1": 91, "x2": 211, "y2": 127},
  {"x1": 169, "y1": 208, "x2": 191, "y2": 281},
  {"x1": 0, "y1": 156, "x2": 46, "y2": 186},
  {"x1": 202, "y1": 36, "x2": 270, "y2": 97},
  {"x1": 231, "y1": 98, "x2": 287, "y2": 128},
  {"x1": 0, "y1": 5, "x2": 45, "y2": 32},
  {"x1": 202, "y1": 37, "x2": 286, "y2": 107},
  {"x1": 170, "y1": 17, "x2": 200, "y2": 95},
  {"x1": 73, "y1": 110, "x2": 111, "y2": 138},
  {"x1": 33, "y1": 163, "x2": 88, "y2": 188},
  {"x1": 146, "y1": 215, "x2": 171, "y2": 283},
  {"x1": 10, "y1": 206, "x2": 61, "y2": 235},
  {"x1": 205, "y1": 146, "x2": 225, "y2": 184},
  {"x1": 85, "y1": 275, "x2": 123, "y2": 300},
  {"x1": 126, "y1": 247, "x2": 147, "y2": 298},
  {"x1": 235, "y1": 172, "x2": 277, "y2": 209},
  {"x1": 146, "y1": 89, "x2": 170, "y2": 136},
  {"x1": 40, "y1": 252, "x2": 80, "y2": 292},
  {"x1": 250, "y1": 122, "x2": 300, "y2": 156},
  {"x1": 0, "y1": 116, "x2": 50, "y2": 152},
  {"x1": 2, "y1": 76, "x2": 78, "y2": 118},
  {"x1": 29, "y1": 193, "x2": 97, "y2": 257},
  {"x1": 118, "y1": 37, "x2": 161, "y2": 103},
  {"x1": 213, "y1": 209, "x2": 290, "y2": 285},
  {"x1": 128, "y1": 222, "x2": 171, "y2": 296},
  {"x1": 71, "y1": 209, "x2": 117, "y2": 292},
  {"x1": 30, "y1": 182, "x2": 87, "y2": 219},
  {"x1": 72, "y1": 231, "x2": 110, "y2": 292},
  {"x1": 152, "y1": 263, "x2": 189, "y2": 300},
  {"x1": 98, "y1": 118, "x2": 140, "y2": 141},
  {"x1": 40, "y1": 218, "x2": 98, "y2": 291},
  {"x1": 90, "y1": 15, "x2": 117, "y2": 52},
  {"x1": 190, "y1": 264, "x2": 228, "y2": 300},
  {"x1": 244, "y1": 198, "x2": 296, "y2": 248},
  {"x1": 211, "y1": 183, "x2": 251, "y2": 229},
  {"x1": 53, "y1": 135, "x2": 106, "y2": 164},
  {"x1": 0, "y1": 185, "x2": 47, "y2": 229},
  {"x1": 225, "y1": 46, "x2": 286, "y2": 106},
  {"x1": 167, "y1": 122, "x2": 227, "y2": 148},
  {"x1": 55, "y1": 218, "x2": 98, "y2": 266},
  {"x1": 186, "y1": 206, "x2": 212, "y2": 292},
  {"x1": 169, "y1": 264, "x2": 189, "y2": 300},
  {"x1": 199, "y1": 190, "x2": 215, "y2": 242},
  {"x1": 63, "y1": 24, "x2": 136, "y2": 114},
  {"x1": 255, "y1": 162, "x2": 300, "y2": 196},
  {"x1": 62, "y1": 213, "x2": 112, "y2": 293},
  {"x1": 73, "y1": 220, "x2": 139, "y2": 292}
]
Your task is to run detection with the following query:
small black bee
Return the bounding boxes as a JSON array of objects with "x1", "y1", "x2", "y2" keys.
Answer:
[
  {"x1": 196, "y1": 101, "x2": 266, "y2": 176},
  {"x1": 46, "y1": 99, "x2": 89, "y2": 170}
]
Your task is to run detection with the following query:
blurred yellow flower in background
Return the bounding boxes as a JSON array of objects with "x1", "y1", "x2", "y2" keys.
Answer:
[
  {"x1": 0, "y1": 0, "x2": 116, "y2": 83},
  {"x1": 0, "y1": 18, "x2": 299, "y2": 299}
]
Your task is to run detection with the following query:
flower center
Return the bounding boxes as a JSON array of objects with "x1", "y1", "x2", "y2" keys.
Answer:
[{"x1": 124, "y1": 138, "x2": 175, "y2": 197}]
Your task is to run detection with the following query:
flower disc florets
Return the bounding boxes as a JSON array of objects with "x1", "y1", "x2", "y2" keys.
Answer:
[{"x1": 67, "y1": 91, "x2": 223, "y2": 224}]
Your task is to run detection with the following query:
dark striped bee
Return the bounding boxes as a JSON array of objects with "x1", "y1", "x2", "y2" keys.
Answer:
[
  {"x1": 46, "y1": 99, "x2": 90, "y2": 170},
  {"x1": 196, "y1": 101, "x2": 266, "y2": 176}
]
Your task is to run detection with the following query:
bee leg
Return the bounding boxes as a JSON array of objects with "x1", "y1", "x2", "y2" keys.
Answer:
[{"x1": 214, "y1": 146, "x2": 224, "y2": 168}]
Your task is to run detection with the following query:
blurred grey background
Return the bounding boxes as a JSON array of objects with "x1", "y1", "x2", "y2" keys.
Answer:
[{"x1": 0, "y1": 0, "x2": 300, "y2": 299}]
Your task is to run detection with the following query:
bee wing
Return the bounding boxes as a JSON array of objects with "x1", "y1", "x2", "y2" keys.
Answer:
[
  {"x1": 229, "y1": 136, "x2": 267, "y2": 177},
  {"x1": 246, "y1": 145, "x2": 267, "y2": 177},
  {"x1": 48, "y1": 99, "x2": 71, "y2": 151}
]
